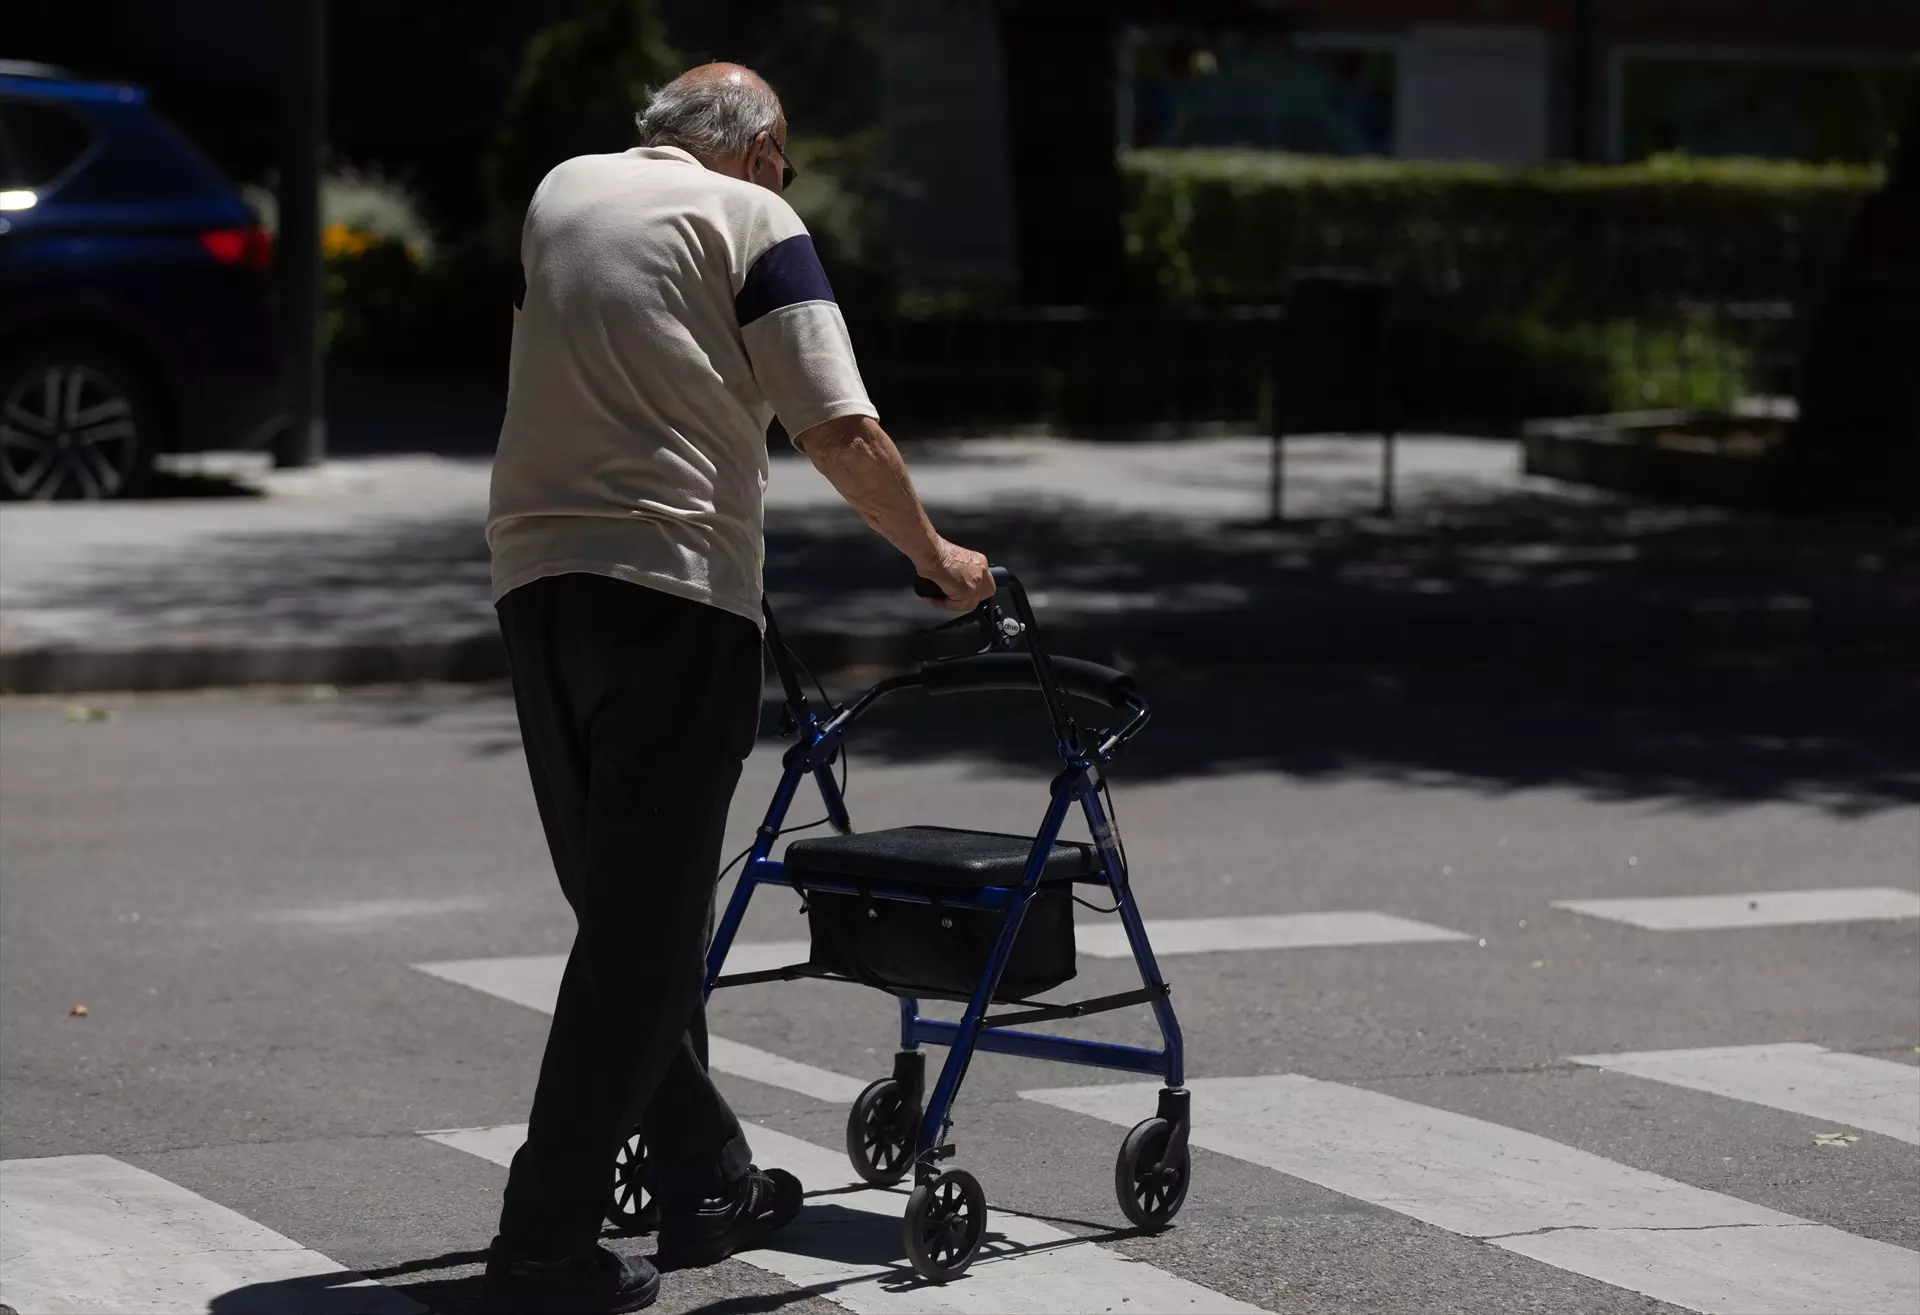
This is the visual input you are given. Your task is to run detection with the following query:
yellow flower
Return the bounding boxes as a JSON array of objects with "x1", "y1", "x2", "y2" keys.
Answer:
[{"x1": 321, "y1": 223, "x2": 383, "y2": 259}]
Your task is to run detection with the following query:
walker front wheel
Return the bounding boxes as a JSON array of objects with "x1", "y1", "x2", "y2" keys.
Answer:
[
  {"x1": 1115, "y1": 1117, "x2": 1189, "y2": 1230},
  {"x1": 903, "y1": 1168, "x2": 986, "y2": 1282},
  {"x1": 847, "y1": 1078, "x2": 918, "y2": 1187}
]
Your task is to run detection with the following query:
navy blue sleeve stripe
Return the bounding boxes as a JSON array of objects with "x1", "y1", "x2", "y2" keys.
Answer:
[{"x1": 735, "y1": 234, "x2": 835, "y2": 327}]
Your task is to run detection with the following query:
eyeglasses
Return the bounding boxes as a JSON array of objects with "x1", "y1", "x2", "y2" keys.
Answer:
[{"x1": 769, "y1": 136, "x2": 796, "y2": 190}]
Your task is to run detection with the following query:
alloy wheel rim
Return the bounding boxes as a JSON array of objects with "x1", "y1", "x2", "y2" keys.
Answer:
[{"x1": 1, "y1": 365, "x2": 137, "y2": 499}]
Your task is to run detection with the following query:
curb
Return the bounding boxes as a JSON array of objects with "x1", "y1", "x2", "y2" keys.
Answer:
[
  {"x1": 0, "y1": 633, "x2": 511, "y2": 696},
  {"x1": 2, "y1": 601, "x2": 1912, "y2": 696}
]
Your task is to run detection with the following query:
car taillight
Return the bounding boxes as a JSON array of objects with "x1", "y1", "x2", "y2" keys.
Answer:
[{"x1": 200, "y1": 226, "x2": 273, "y2": 270}]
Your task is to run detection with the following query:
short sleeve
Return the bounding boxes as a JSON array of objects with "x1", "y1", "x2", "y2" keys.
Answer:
[{"x1": 735, "y1": 234, "x2": 877, "y2": 437}]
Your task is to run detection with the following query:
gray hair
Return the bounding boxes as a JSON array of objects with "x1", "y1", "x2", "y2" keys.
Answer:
[{"x1": 635, "y1": 73, "x2": 780, "y2": 160}]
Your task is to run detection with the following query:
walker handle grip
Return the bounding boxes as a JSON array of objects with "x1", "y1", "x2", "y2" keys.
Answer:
[{"x1": 913, "y1": 576, "x2": 948, "y2": 601}]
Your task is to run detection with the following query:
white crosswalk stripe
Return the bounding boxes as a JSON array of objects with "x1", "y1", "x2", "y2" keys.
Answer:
[
  {"x1": 423, "y1": 1121, "x2": 1263, "y2": 1314},
  {"x1": 596, "y1": 911, "x2": 1477, "y2": 969},
  {"x1": 415, "y1": 913, "x2": 1473, "y2": 1111},
  {"x1": 414, "y1": 952, "x2": 866, "y2": 1101},
  {"x1": 1553, "y1": 886, "x2": 1920, "y2": 930},
  {"x1": 1021, "y1": 1075, "x2": 1920, "y2": 1315},
  {"x1": 1075, "y1": 911, "x2": 1470, "y2": 957},
  {"x1": 0, "y1": 1155, "x2": 423, "y2": 1315},
  {"x1": 1567, "y1": 1043, "x2": 1920, "y2": 1144}
]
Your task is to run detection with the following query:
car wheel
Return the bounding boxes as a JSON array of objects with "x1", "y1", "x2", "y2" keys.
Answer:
[{"x1": 0, "y1": 347, "x2": 156, "y2": 500}]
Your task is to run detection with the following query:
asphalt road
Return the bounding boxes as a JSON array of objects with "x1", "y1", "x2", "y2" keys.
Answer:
[{"x1": 2, "y1": 658, "x2": 1916, "y2": 1314}]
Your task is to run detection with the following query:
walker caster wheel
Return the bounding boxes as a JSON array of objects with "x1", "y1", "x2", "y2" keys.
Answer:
[
  {"x1": 1115, "y1": 1117, "x2": 1189, "y2": 1230},
  {"x1": 847, "y1": 1078, "x2": 919, "y2": 1187},
  {"x1": 903, "y1": 1167, "x2": 987, "y2": 1282},
  {"x1": 606, "y1": 1127, "x2": 659, "y2": 1234}
]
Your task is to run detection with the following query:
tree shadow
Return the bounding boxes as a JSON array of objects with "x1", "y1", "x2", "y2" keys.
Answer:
[
  {"x1": 26, "y1": 463, "x2": 1918, "y2": 813},
  {"x1": 751, "y1": 481, "x2": 1919, "y2": 814},
  {"x1": 763, "y1": 487, "x2": 1918, "y2": 666},
  {"x1": 817, "y1": 651, "x2": 1920, "y2": 816},
  {"x1": 141, "y1": 468, "x2": 269, "y2": 500}
]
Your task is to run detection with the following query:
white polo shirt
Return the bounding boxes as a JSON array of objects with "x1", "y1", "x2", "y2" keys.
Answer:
[{"x1": 487, "y1": 145, "x2": 876, "y2": 627}]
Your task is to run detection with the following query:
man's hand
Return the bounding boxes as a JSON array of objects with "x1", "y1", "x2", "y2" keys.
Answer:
[
  {"x1": 917, "y1": 539, "x2": 994, "y2": 612},
  {"x1": 793, "y1": 414, "x2": 994, "y2": 612}
]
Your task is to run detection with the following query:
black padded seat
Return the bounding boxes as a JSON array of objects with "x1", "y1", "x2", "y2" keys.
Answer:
[{"x1": 784, "y1": 825, "x2": 1098, "y2": 890}]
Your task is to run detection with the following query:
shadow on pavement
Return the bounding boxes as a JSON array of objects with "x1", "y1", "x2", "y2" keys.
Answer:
[
  {"x1": 764, "y1": 486, "x2": 1919, "y2": 661},
  {"x1": 206, "y1": 1268, "x2": 436, "y2": 1314},
  {"x1": 141, "y1": 469, "x2": 268, "y2": 500},
  {"x1": 814, "y1": 651, "x2": 1920, "y2": 816},
  {"x1": 69, "y1": 463, "x2": 1903, "y2": 665},
  {"x1": 39, "y1": 436, "x2": 1920, "y2": 814},
  {"x1": 321, "y1": 640, "x2": 1920, "y2": 816}
]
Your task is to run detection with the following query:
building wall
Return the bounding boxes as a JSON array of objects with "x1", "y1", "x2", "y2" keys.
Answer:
[
  {"x1": 1286, "y1": 1, "x2": 1918, "y2": 50},
  {"x1": 1125, "y1": 3, "x2": 1915, "y2": 165},
  {"x1": 1394, "y1": 25, "x2": 1551, "y2": 162},
  {"x1": 877, "y1": 0, "x2": 1016, "y2": 287}
]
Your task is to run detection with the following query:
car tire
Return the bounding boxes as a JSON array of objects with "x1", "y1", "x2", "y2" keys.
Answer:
[{"x1": 0, "y1": 344, "x2": 157, "y2": 500}]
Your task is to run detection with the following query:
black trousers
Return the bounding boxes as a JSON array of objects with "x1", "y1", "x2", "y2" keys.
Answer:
[{"x1": 494, "y1": 572, "x2": 762, "y2": 1257}]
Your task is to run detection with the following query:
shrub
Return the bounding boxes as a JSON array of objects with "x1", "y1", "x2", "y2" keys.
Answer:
[
  {"x1": 1599, "y1": 318, "x2": 1753, "y2": 412},
  {"x1": 1121, "y1": 149, "x2": 1880, "y2": 318},
  {"x1": 243, "y1": 166, "x2": 455, "y2": 364},
  {"x1": 783, "y1": 131, "x2": 902, "y2": 313},
  {"x1": 1389, "y1": 315, "x2": 1754, "y2": 425},
  {"x1": 318, "y1": 168, "x2": 436, "y2": 263},
  {"x1": 482, "y1": 0, "x2": 678, "y2": 251},
  {"x1": 323, "y1": 238, "x2": 425, "y2": 362},
  {"x1": 242, "y1": 167, "x2": 437, "y2": 264},
  {"x1": 319, "y1": 240, "x2": 516, "y2": 375}
]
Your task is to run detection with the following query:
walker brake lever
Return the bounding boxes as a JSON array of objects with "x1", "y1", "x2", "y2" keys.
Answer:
[{"x1": 914, "y1": 577, "x2": 1022, "y2": 653}]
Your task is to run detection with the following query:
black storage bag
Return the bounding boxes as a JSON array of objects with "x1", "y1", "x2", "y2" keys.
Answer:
[{"x1": 807, "y1": 887, "x2": 1076, "y2": 1002}]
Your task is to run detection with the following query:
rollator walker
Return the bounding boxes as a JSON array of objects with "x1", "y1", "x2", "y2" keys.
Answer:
[{"x1": 611, "y1": 568, "x2": 1191, "y2": 1283}]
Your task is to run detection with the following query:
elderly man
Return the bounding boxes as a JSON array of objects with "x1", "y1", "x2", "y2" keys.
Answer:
[{"x1": 482, "y1": 62, "x2": 993, "y2": 1313}]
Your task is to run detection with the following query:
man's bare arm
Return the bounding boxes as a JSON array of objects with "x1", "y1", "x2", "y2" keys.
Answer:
[{"x1": 791, "y1": 414, "x2": 994, "y2": 610}]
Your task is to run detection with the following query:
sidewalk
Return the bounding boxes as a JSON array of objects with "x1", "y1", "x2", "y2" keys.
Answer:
[{"x1": 2, "y1": 435, "x2": 1913, "y2": 694}]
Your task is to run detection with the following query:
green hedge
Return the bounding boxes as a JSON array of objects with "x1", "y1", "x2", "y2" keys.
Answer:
[
  {"x1": 1122, "y1": 150, "x2": 1880, "y2": 317},
  {"x1": 1390, "y1": 315, "x2": 1754, "y2": 423}
]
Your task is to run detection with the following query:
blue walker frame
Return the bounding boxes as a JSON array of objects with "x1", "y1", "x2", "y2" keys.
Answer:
[{"x1": 699, "y1": 569, "x2": 1190, "y2": 1246}]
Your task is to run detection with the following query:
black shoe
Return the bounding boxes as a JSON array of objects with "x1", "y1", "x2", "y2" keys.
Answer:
[
  {"x1": 655, "y1": 1165, "x2": 803, "y2": 1270},
  {"x1": 482, "y1": 1242, "x2": 659, "y2": 1314}
]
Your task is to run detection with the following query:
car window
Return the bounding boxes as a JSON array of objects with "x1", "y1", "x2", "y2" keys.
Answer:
[
  {"x1": 50, "y1": 102, "x2": 233, "y2": 205},
  {"x1": 0, "y1": 99, "x2": 97, "y2": 188}
]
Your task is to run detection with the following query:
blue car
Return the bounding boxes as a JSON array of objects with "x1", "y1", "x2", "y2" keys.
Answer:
[{"x1": 0, "y1": 61, "x2": 285, "y2": 499}]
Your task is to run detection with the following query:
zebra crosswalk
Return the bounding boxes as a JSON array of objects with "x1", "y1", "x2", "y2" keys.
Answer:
[
  {"x1": 0, "y1": 1156, "x2": 425, "y2": 1315},
  {"x1": 6, "y1": 900, "x2": 1916, "y2": 1315},
  {"x1": 1023, "y1": 1076, "x2": 1919, "y2": 1315},
  {"x1": 397, "y1": 917, "x2": 1920, "y2": 1315},
  {"x1": 8, "y1": 1027, "x2": 1912, "y2": 1314}
]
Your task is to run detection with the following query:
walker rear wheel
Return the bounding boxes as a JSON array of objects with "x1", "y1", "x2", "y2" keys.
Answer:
[
  {"x1": 606, "y1": 1127, "x2": 659, "y2": 1234},
  {"x1": 1115, "y1": 1117, "x2": 1189, "y2": 1230},
  {"x1": 847, "y1": 1078, "x2": 918, "y2": 1187},
  {"x1": 903, "y1": 1168, "x2": 987, "y2": 1282}
]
